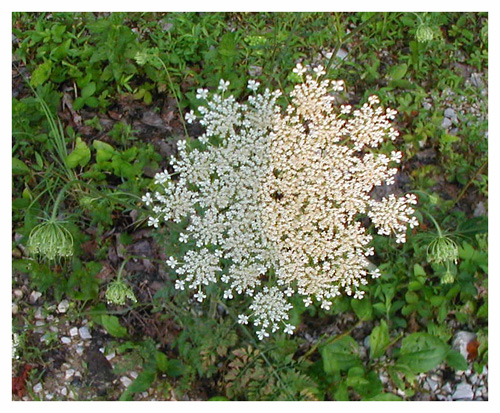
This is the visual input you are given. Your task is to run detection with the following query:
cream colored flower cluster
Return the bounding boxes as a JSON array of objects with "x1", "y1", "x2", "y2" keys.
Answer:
[{"x1": 143, "y1": 65, "x2": 418, "y2": 339}]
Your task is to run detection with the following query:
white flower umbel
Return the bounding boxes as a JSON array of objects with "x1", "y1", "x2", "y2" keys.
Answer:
[{"x1": 145, "y1": 66, "x2": 418, "y2": 339}]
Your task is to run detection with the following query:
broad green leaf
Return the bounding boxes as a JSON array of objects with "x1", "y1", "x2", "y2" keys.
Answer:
[
  {"x1": 100, "y1": 314, "x2": 128, "y2": 338},
  {"x1": 445, "y1": 349, "x2": 468, "y2": 371},
  {"x1": 31, "y1": 61, "x2": 52, "y2": 87},
  {"x1": 369, "y1": 320, "x2": 389, "y2": 359},
  {"x1": 81, "y1": 82, "x2": 97, "y2": 98},
  {"x1": 398, "y1": 333, "x2": 448, "y2": 373},
  {"x1": 320, "y1": 335, "x2": 361, "y2": 374},
  {"x1": 351, "y1": 297, "x2": 373, "y2": 321},
  {"x1": 12, "y1": 157, "x2": 30, "y2": 175},
  {"x1": 66, "y1": 137, "x2": 91, "y2": 168},
  {"x1": 93, "y1": 140, "x2": 115, "y2": 163},
  {"x1": 389, "y1": 63, "x2": 408, "y2": 80},
  {"x1": 413, "y1": 263, "x2": 426, "y2": 277}
]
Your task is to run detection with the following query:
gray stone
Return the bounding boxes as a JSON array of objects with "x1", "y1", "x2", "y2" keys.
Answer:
[
  {"x1": 440, "y1": 382, "x2": 453, "y2": 395},
  {"x1": 57, "y1": 299, "x2": 70, "y2": 313},
  {"x1": 452, "y1": 331, "x2": 476, "y2": 360},
  {"x1": 452, "y1": 382, "x2": 474, "y2": 400},
  {"x1": 473, "y1": 202, "x2": 487, "y2": 217},
  {"x1": 248, "y1": 65, "x2": 262, "y2": 77},
  {"x1": 120, "y1": 376, "x2": 133, "y2": 387},
  {"x1": 470, "y1": 73, "x2": 485, "y2": 90},
  {"x1": 61, "y1": 336, "x2": 71, "y2": 344},
  {"x1": 441, "y1": 117, "x2": 452, "y2": 129},
  {"x1": 444, "y1": 108, "x2": 456, "y2": 119},
  {"x1": 33, "y1": 383, "x2": 43, "y2": 393},
  {"x1": 426, "y1": 377, "x2": 440, "y2": 392},
  {"x1": 29, "y1": 291, "x2": 42, "y2": 304},
  {"x1": 78, "y1": 326, "x2": 92, "y2": 340}
]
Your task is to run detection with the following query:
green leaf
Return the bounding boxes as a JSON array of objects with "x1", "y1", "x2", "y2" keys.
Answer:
[
  {"x1": 93, "y1": 140, "x2": 116, "y2": 163},
  {"x1": 208, "y1": 396, "x2": 229, "y2": 401},
  {"x1": 445, "y1": 349, "x2": 468, "y2": 371},
  {"x1": 405, "y1": 291, "x2": 419, "y2": 304},
  {"x1": 66, "y1": 137, "x2": 91, "y2": 168},
  {"x1": 164, "y1": 359, "x2": 185, "y2": 378},
  {"x1": 366, "y1": 393, "x2": 403, "y2": 401},
  {"x1": 100, "y1": 314, "x2": 128, "y2": 338},
  {"x1": 351, "y1": 297, "x2": 373, "y2": 321},
  {"x1": 119, "y1": 368, "x2": 156, "y2": 401},
  {"x1": 31, "y1": 61, "x2": 53, "y2": 87},
  {"x1": 320, "y1": 335, "x2": 361, "y2": 374},
  {"x1": 369, "y1": 320, "x2": 390, "y2": 359},
  {"x1": 12, "y1": 157, "x2": 31, "y2": 175},
  {"x1": 413, "y1": 263, "x2": 426, "y2": 277},
  {"x1": 155, "y1": 351, "x2": 169, "y2": 373},
  {"x1": 333, "y1": 381, "x2": 349, "y2": 401},
  {"x1": 389, "y1": 63, "x2": 408, "y2": 81},
  {"x1": 81, "y1": 82, "x2": 97, "y2": 98},
  {"x1": 397, "y1": 333, "x2": 448, "y2": 373}
]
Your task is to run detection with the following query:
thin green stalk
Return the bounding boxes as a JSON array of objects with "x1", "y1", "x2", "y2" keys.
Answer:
[
  {"x1": 321, "y1": 12, "x2": 380, "y2": 80},
  {"x1": 153, "y1": 56, "x2": 189, "y2": 138},
  {"x1": 450, "y1": 159, "x2": 488, "y2": 210}
]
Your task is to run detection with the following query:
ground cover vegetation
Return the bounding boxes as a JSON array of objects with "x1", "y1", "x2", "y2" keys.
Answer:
[{"x1": 12, "y1": 12, "x2": 488, "y2": 401}]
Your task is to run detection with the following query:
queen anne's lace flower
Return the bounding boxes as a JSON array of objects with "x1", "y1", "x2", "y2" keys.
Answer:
[{"x1": 145, "y1": 67, "x2": 418, "y2": 339}]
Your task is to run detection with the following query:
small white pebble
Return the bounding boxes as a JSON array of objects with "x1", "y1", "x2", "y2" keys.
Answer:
[
  {"x1": 69, "y1": 327, "x2": 79, "y2": 337},
  {"x1": 61, "y1": 337, "x2": 71, "y2": 344},
  {"x1": 34, "y1": 307, "x2": 44, "y2": 319},
  {"x1": 120, "y1": 376, "x2": 133, "y2": 387},
  {"x1": 13, "y1": 289, "x2": 23, "y2": 299},
  {"x1": 45, "y1": 393, "x2": 54, "y2": 400},
  {"x1": 78, "y1": 326, "x2": 92, "y2": 340},
  {"x1": 12, "y1": 303, "x2": 18, "y2": 315},
  {"x1": 33, "y1": 383, "x2": 43, "y2": 393},
  {"x1": 75, "y1": 346, "x2": 84, "y2": 356},
  {"x1": 105, "y1": 351, "x2": 116, "y2": 361},
  {"x1": 65, "y1": 369, "x2": 75, "y2": 380},
  {"x1": 57, "y1": 300, "x2": 70, "y2": 313},
  {"x1": 29, "y1": 291, "x2": 42, "y2": 304},
  {"x1": 60, "y1": 387, "x2": 67, "y2": 396},
  {"x1": 130, "y1": 371, "x2": 139, "y2": 379}
]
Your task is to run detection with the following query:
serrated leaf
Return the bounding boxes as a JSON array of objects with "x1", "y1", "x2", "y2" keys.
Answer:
[
  {"x1": 398, "y1": 333, "x2": 448, "y2": 373},
  {"x1": 445, "y1": 349, "x2": 468, "y2": 371},
  {"x1": 119, "y1": 368, "x2": 156, "y2": 401},
  {"x1": 320, "y1": 335, "x2": 361, "y2": 374},
  {"x1": 155, "y1": 351, "x2": 169, "y2": 373},
  {"x1": 66, "y1": 137, "x2": 91, "y2": 168},
  {"x1": 369, "y1": 320, "x2": 389, "y2": 359},
  {"x1": 31, "y1": 61, "x2": 52, "y2": 87},
  {"x1": 100, "y1": 314, "x2": 128, "y2": 338}
]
